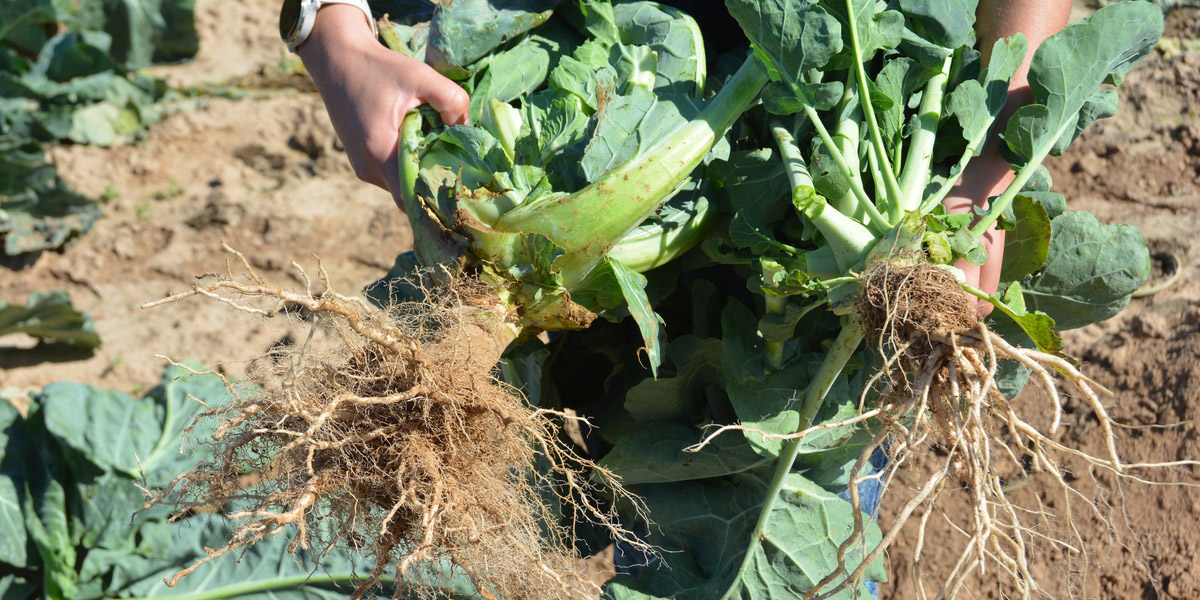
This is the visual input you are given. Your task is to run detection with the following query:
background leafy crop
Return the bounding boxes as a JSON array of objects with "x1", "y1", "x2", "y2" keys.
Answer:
[{"x1": 0, "y1": 0, "x2": 198, "y2": 256}]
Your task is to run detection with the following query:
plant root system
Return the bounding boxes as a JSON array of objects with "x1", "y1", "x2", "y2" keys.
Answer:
[
  {"x1": 690, "y1": 262, "x2": 1196, "y2": 599},
  {"x1": 806, "y1": 264, "x2": 1197, "y2": 600},
  {"x1": 141, "y1": 245, "x2": 648, "y2": 600}
]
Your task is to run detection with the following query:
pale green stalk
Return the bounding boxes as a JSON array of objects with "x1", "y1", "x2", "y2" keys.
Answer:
[
  {"x1": 718, "y1": 317, "x2": 866, "y2": 600},
  {"x1": 865, "y1": 141, "x2": 888, "y2": 219},
  {"x1": 799, "y1": 105, "x2": 892, "y2": 232},
  {"x1": 844, "y1": 0, "x2": 903, "y2": 212},
  {"x1": 830, "y1": 79, "x2": 865, "y2": 219},
  {"x1": 762, "y1": 261, "x2": 789, "y2": 372},
  {"x1": 897, "y1": 56, "x2": 953, "y2": 213},
  {"x1": 772, "y1": 124, "x2": 879, "y2": 269},
  {"x1": 970, "y1": 118, "x2": 1076, "y2": 236},
  {"x1": 494, "y1": 56, "x2": 769, "y2": 289}
]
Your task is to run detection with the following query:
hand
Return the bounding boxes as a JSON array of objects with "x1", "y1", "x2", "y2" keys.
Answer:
[
  {"x1": 296, "y1": 5, "x2": 470, "y2": 207},
  {"x1": 957, "y1": 0, "x2": 1070, "y2": 318},
  {"x1": 943, "y1": 155, "x2": 1012, "y2": 319}
]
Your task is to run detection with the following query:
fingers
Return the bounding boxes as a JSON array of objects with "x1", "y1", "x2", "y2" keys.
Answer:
[
  {"x1": 977, "y1": 228, "x2": 1005, "y2": 299},
  {"x1": 415, "y1": 65, "x2": 471, "y2": 126},
  {"x1": 378, "y1": 144, "x2": 404, "y2": 213}
]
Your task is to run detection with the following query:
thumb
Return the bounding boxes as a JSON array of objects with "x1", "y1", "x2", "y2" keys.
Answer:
[{"x1": 416, "y1": 67, "x2": 471, "y2": 126}]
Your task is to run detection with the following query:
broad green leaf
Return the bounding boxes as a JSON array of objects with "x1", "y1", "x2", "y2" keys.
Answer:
[
  {"x1": 726, "y1": 355, "x2": 853, "y2": 458},
  {"x1": 116, "y1": 513, "x2": 474, "y2": 599},
  {"x1": 0, "y1": 0, "x2": 55, "y2": 52},
  {"x1": 825, "y1": 0, "x2": 905, "y2": 67},
  {"x1": 945, "y1": 35, "x2": 1027, "y2": 146},
  {"x1": 726, "y1": 0, "x2": 842, "y2": 87},
  {"x1": 0, "y1": 574, "x2": 36, "y2": 600},
  {"x1": 598, "y1": 422, "x2": 769, "y2": 485},
  {"x1": 710, "y1": 149, "x2": 791, "y2": 215},
  {"x1": 606, "y1": 469, "x2": 883, "y2": 599},
  {"x1": 981, "y1": 281, "x2": 1063, "y2": 355},
  {"x1": 24, "y1": 477, "x2": 77, "y2": 600},
  {"x1": 81, "y1": 0, "x2": 199, "y2": 69},
  {"x1": 761, "y1": 79, "x2": 843, "y2": 114},
  {"x1": 525, "y1": 91, "x2": 590, "y2": 167},
  {"x1": 735, "y1": 472, "x2": 885, "y2": 598},
  {"x1": 579, "y1": 89, "x2": 704, "y2": 183},
  {"x1": 612, "y1": 2, "x2": 706, "y2": 95},
  {"x1": 1051, "y1": 87, "x2": 1119, "y2": 156},
  {"x1": 497, "y1": 339, "x2": 551, "y2": 406},
  {"x1": 425, "y1": 0, "x2": 558, "y2": 78},
  {"x1": 623, "y1": 335, "x2": 722, "y2": 421},
  {"x1": 1021, "y1": 190, "x2": 1066, "y2": 219},
  {"x1": 722, "y1": 299, "x2": 767, "y2": 385},
  {"x1": 1018, "y1": 210, "x2": 1151, "y2": 330},
  {"x1": 468, "y1": 32, "x2": 558, "y2": 122},
  {"x1": 0, "y1": 399, "x2": 27, "y2": 568},
  {"x1": 0, "y1": 476, "x2": 22, "y2": 567},
  {"x1": 873, "y1": 57, "x2": 936, "y2": 142},
  {"x1": 611, "y1": 43, "x2": 657, "y2": 93},
  {"x1": 710, "y1": 149, "x2": 795, "y2": 255},
  {"x1": 39, "y1": 363, "x2": 231, "y2": 486},
  {"x1": 0, "y1": 290, "x2": 100, "y2": 349},
  {"x1": 897, "y1": 0, "x2": 977, "y2": 49},
  {"x1": 546, "y1": 54, "x2": 611, "y2": 111},
  {"x1": 1001, "y1": 2, "x2": 1162, "y2": 165},
  {"x1": 999, "y1": 194, "x2": 1052, "y2": 283},
  {"x1": 423, "y1": 125, "x2": 513, "y2": 191},
  {"x1": 0, "y1": 142, "x2": 103, "y2": 255},
  {"x1": 608, "y1": 257, "x2": 666, "y2": 376}
]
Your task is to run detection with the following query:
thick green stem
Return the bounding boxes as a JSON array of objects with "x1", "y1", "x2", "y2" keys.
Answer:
[
  {"x1": 772, "y1": 124, "x2": 879, "y2": 270},
  {"x1": 605, "y1": 197, "x2": 718, "y2": 273},
  {"x1": 831, "y1": 79, "x2": 865, "y2": 218},
  {"x1": 494, "y1": 57, "x2": 769, "y2": 290},
  {"x1": 799, "y1": 105, "x2": 891, "y2": 233},
  {"x1": 897, "y1": 56, "x2": 953, "y2": 213},
  {"x1": 844, "y1": 1, "x2": 903, "y2": 212},
  {"x1": 762, "y1": 263, "x2": 789, "y2": 373},
  {"x1": 398, "y1": 112, "x2": 467, "y2": 270},
  {"x1": 971, "y1": 119, "x2": 1075, "y2": 236},
  {"x1": 398, "y1": 112, "x2": 422, "y2": 215},
  {"x1": 719, "y1": 317, "x2": 866, "y2": 600}
]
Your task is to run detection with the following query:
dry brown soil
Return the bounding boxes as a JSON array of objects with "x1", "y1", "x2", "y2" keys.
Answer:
[
  {"x1": 1, "y1": 1, "x2": 1198, "y2": 599},
  {"x1": 0, "y1": 0, "x2": 411, "y2": 396}
]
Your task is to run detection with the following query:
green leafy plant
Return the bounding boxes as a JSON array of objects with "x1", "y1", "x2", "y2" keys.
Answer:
[
  {"x1": 0, "y1": 0, "x2": 198, "y2": 256},
  {"x1": 0, "y1": 364, "x2": 464, "y2": 599},
  {"x1": 145, "y1": 1, "x2": 1169, "y2": 598},
  {"x1": 0, "y1": 291, "x2": 100, "y2": 350}
]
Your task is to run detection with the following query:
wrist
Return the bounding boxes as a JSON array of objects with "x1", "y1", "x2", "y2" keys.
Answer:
[{"x1": 295, "y1": 4, "x2": 377, "y2": 57}]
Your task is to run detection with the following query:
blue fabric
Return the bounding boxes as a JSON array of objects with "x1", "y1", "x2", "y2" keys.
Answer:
[{"x1": 837, "y1": 448, "x2": 890, "y2": 599}]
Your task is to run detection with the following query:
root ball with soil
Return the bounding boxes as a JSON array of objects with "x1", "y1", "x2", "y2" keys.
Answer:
[
  {"x1": 804, "y1": 261, "x2": 1196, "y2": 600},
  {"x1": 141, "y1": 246, "x2": 647, "y2": 600}
]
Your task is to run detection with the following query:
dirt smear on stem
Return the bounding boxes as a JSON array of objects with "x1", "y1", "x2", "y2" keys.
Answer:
[{"x1": 140, "y1": 246, "x2": 647, "y2": 600}]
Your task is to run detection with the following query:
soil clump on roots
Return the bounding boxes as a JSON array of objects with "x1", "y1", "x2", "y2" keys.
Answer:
[
  {"x1": 142, "y1": 246, "x2": 644, "y2": 600},
  {"x1": 858, "y1": 260, "x2": 977, "y2": 351}
]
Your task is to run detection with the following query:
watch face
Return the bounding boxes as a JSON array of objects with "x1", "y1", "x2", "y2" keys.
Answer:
[{"x1": 279, "y1": 0, "x2": 302, "y2": 41}]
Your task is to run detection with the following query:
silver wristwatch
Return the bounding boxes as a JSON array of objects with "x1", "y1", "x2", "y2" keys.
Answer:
[{"x1": 279, "y1": 0, "x2": 378, "y2": 53}]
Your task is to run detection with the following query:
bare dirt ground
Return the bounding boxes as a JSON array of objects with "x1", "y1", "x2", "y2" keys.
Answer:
[
  {"x1": 0, "y1": 0, "x2": 411, "y2": 396},
  {"x1": 1, "y1": 1, "x2": 1198, "y2": 599}
]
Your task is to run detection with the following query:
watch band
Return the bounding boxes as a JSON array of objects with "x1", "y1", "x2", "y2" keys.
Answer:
[{"x1": 283, "y1": 0, "x2": 378, "y2": 53}]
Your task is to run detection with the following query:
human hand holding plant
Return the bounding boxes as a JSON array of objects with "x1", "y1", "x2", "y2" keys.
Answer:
[
  {"x1": 295, "y1": 5, "x2": 469, "y2": 208},
  {"x1": 947, "y1": 0, "x2": 1071, "y2": 317}
]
